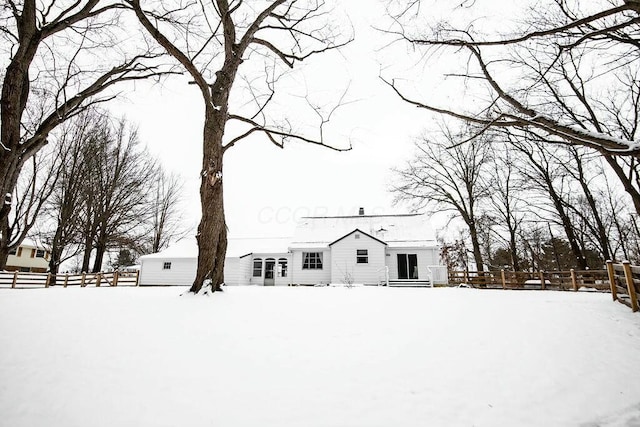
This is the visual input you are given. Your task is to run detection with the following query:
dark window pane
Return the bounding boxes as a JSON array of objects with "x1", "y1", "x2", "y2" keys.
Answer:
[
  {"x1": 409, "y1": 254, "x2": 418, "y2": 279},
  {"x1": 397, "y1": 254, "x2": 408, "y2": 279}
]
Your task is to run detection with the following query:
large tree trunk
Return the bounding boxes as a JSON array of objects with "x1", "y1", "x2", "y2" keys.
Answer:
[
  {"x1": 0, "y1": 5, "x2": 41, "y2": 268},
  {"x1": 0, "y1": 161, "x2": 24, "y2": 269},
  {"x1": 47, "y1": 226, "x2": 64, "y2": 286},
  {"x1": 190, "y1": 107, "x2": 227, "y2": 293},
  {"x1": 467, "y1": 220, "x2": 484, "y2": 272},
  {"x1": 508, "y1": 227, "x2": 520, "y2": 271},
  {"x1": 81, "y1": 238, "x2": 93, "y2": 272},
  {"x1": 0, "y1": 241, "x2": 9, "y2": 271},
  {"x1": 93, "y1": 243, "x2": 106, "y2": 273}
]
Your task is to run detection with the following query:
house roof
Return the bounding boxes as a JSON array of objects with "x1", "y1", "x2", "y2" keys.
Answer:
[
  {"x1": 289, "y1": 214, "x2": 437, "y2": 249},
  {"x1": 328, "y1": 229, "x2": 387, "y2": 246},
  {"x1": 16, "y1": 238, "x2": 48, "y2": 250},
  {"x1": 140, "y1": 237, "x2": 291, "y2": 260}
]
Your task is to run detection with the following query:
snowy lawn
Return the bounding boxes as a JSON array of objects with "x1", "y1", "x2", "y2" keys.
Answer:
[{"x1": 1, "y1": 286, "x2": 640, "y2": 427}]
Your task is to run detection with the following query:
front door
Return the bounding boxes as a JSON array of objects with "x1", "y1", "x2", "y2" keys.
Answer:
[
  {"x1": 264, "y1": 259, "x2": 276, "y2": 286},
  {"x1": 397, "y1": 254, "x2": 418, "y2": 280}
]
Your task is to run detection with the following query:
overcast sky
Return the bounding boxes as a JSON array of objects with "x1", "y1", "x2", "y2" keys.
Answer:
[{"x1": 108, "y1": 0, "x2": 524, "y2": 240}]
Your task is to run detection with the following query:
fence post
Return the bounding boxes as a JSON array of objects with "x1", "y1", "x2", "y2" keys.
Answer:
[
  {"x1": 539, "y1": 270, "x2": 546, "y2": 290},
  {"x1": 135, "y1": 270, "x2": 140, "y2": 287},
  {"x1": 464, "y1": 270, "x2": 469, "y2": 285},
  {"x1": 501, "y1": 269, "x2": 506, "y2": 289},
  {"x1": 113, "y1": 271, "x2": 119, "y2": 287},
  {"x1": 606, "y1": 261, "x2": 617, "y2": 301},
  {"x1": 45, "y1": 273, "x2": 51, "y2": 288},
  {"x1": 63, "y1": 274, "x2": 69, "y2": 288},
  {"x1": 622, "y1": 261, "x2": 638, "y2": 312},
  {"x1": 96, "y1": 273, "x2": 102, "y2": 287},
  {"x1": 81, "y1": 273, "x2": 86, "y2": 287},
  {"x1": 570, "y1": 269, "x2": 578, "y2": 292},
  {"x1": 11, "y1": 271, "x2": 18, "y2": 289}
]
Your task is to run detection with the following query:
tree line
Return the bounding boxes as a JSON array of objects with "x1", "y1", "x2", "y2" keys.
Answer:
[
  {"x1": 389, "y1": 0, "x2": 640, "y2": 272},
  {"x1": 393, "y1": 127, "x2": 639, "y2": 272},
  {"x1": 2, "y1": 108, "x2": 188, "y2": 279}
]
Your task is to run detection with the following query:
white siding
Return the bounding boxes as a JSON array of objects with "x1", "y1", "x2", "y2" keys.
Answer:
[
  {"x1": 330, "y1": 233, "x2": 386, "y2": 285},
  {"x1": 223, "y1": 257, "x2": 251, "y2": 286},
  {"x1": 290, "y1": 249, "x2": 331, "y2": 285},
  {"x1": 139, "y1": 258, "x2": 196, "y2": 286},
  {"x1": 139, "y1": 256, "x2": 254, "y2": 286},
  {"x1": 386, "y1": 248, "x2": 439, "y2": 281}
]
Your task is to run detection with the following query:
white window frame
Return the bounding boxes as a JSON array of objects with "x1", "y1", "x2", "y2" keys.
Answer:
[{"x1": 253, "y1": 258, "x2": 263, "y2": 277}]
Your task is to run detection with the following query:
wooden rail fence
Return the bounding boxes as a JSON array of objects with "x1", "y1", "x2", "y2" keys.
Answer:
[
  {"x1": 449, "y1": 261, "x2": 639, "y2": 313},
  {"x1": 0, "y1": 270, "x2": 139, "y2": 289}
]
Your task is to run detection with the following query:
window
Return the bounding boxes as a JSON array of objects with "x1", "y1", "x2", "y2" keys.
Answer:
[
  {"x1": 36, "y1": 249, "x2": 45, "y2": 258},
  {"x1": 253, "y1": 258, "x2": 263, "y2": 277},
  {"x1": 355, "y1": 233, "x2": 360, "y2": 239},
  {"x1": 8, "y1": 247, "x2": 17, "y2": 256},
  {"x1": 357, "y1": 249, "x2": 368, "y2": 264},
  {"x1": 17, "y1": 247, "x2": 22, "y2": 257},
  {"x1": 302, "y1": 252, "x2": 323, "y2": 270},
  {"x1": 163, "y1": 262, "x2": 172, "y2": 270},
  {"x1": 278, "y1": 258, "x2": 288, "y2": 277}
]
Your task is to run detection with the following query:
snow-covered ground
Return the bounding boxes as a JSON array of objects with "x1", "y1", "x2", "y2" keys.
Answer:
[{"x1": 1, "y1": 286, "x2": 640, "y2": 427}]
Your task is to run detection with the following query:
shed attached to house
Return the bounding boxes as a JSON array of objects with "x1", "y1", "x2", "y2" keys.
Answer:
[{"x1": 138, "y1": 237, "x2": 291, "y2": 286}]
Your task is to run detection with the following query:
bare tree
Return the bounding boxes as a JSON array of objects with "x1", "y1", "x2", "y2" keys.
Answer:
[
  {"x1": 385, "y1": 1, "x2": 640, "y2": 153},
  {"x1": 126, "y1": 0, "x2": 352, "y2": 293},
  {"x1": 508, "y1": 134, "x2": 593, "y2": 269},
  {"x1": 392, "y1": 126, "x2": 491, "y2": 271},
  {"x1": 0, "y1": 1, "x2": 174, "y2": 264},
  {"x1": 485, "y1": 144, "x2": 527, "y2": 270},
  {"x1": 147, "y1": 168, "x2": 189, "y2": 254},
  {"x1": 78, "y1": 117, "x2": 158, "y2": 272},
  {"x1": 559, "y1": 147, "x2": 614, "y2": 262},
  {"x1": 0, "y1": 148, "x2": 60, "y2": 269},
  {"x1": 41, "y1": 111, "x2": 98, "y2": 281}
]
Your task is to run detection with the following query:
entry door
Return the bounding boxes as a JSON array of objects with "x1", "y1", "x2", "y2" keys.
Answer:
[
  {"x1": 397, "y1": 254, "x2": 418, "y2": 279},
  {"x1": 264, "y1": 259, "x2": 276, "y2": 286}
]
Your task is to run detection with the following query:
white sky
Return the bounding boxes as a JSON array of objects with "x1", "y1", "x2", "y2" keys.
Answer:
[{"x1": 107, "y1": 0, "x2": 526, "y2": 240}]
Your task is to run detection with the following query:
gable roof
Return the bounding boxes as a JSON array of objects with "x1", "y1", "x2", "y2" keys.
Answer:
[
  {"x1": 328, "y1": 228, "x2": 387, "y2": 246},
  {"x1": 290, "y1": 213, "x2": 437, "y2": 249}
]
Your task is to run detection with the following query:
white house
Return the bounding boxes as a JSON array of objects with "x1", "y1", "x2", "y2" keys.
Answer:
[
  {"x1": 139, "y1": 211, "x2": 447, "y2": 286},
  {"x1": 287, "y1": 211, "x2": 445, "y2": 286}
]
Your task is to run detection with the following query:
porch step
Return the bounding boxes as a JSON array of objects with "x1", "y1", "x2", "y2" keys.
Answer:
[{"x1": 388, "y1": 280, "x2": 432, "y2": 287}]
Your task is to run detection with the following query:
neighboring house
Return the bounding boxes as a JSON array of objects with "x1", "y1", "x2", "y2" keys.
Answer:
[
  {"x1": 5, "y1": 240, "x2": 50, "y2": 273},
  {"x1": 139, "y1": 210, "x2": 447, "y2": 286}
]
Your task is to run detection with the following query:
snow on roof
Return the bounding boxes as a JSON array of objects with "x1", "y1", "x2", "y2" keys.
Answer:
[
  {"x1": 290, "y1": 214, "x2": 437, "y2": 249},
  {"x1": 18, "y1": 238, "x2": 46, "y2": 249},
  {"x1": 140, "y1": 236, "x2": 291, "y2": 260}
]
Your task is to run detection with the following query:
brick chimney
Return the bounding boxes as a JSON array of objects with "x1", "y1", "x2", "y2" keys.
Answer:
[{"x1": 358, "y1": 207, "x2": 365, "y2": 216}]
